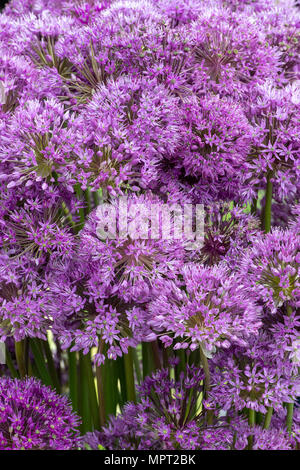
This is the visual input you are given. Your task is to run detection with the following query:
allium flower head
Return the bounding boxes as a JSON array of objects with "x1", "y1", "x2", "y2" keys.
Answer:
[
  {"x1": 0, "y1": 98, "x2": 78, "y2": 191},
  {"x1": 209, "y1": 330, "x2": 299, "y2": 414},
  {"x1": 240, "y1": 228, "x2": 299, "y2": 312},
  {"x1": 196, "y1": 202, "x2": 260, "y2": 267},
  {"x1": 81, "y1": 366, "x2": 241, "y2": 450},
  {"x1": 168, "y1": 95, "x2": 253, "y2": 202},
  {"x1": 79, "y1": 192, "x2": 187, "y2": 303},
  {"x1": 42, "y1": 193, "x2": 189, "y2": 363},
  {"x1": 191, "y1": 8, "x2": 280, "y2": 94},
  {"x1": 0, "y1": 377, "x2": 80, "y2": 449},
  {"x1": 149, "y1": 263, "x2": 262, "y2": 355}
]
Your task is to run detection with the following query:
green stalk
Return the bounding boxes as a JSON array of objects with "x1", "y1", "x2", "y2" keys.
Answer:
[
  {"x1": 132, "y1": 348, "x2": 142, "y2": 384},
  {"x1": 15, "y1": 341, "x2": 27, "y2": 378},
  {"x1": 42, "y1": 339, "x2": 61, "y2": 393},
  {"x1": 263, "y1": 406, "x2": 273, "y2": 430},
  {"x1": 84, "y1": 188, "x2": 92, "y2": 216},
  {"x1": 75, "y1": 184, "x2": 85, "y2": 231},
  {"x1": 263, "y1": 171, "x2": 273, "y2": 233},
  {"x1": 61, "y1": 201, "x2": 76, "y2": 230},
  {"x1": 250, "y1": 198, "x2": 258, "y2": 216},
  {"x1": 150, "y1": 341, "x2": 162, "y2": 370},
  {"x1": 124, "y1": 347, "x2": 136, "y2": 403},
  {"x1": 162, "y1": 347, "x2": 169, "y2": 368},
  {"x1": 248, "y1": 408, "x2": 256, "y2": 450},
  {"x1": 68, "y1": 350, "x2": 79, "y2": 413},
  {"x1": 96, "y1": 364, "x2": 106, "y2": 427},
  {"x1": 5, "y1": 347, "x2": 19, "y2": 378},
  {"x1": 79, "y1": 352, "x2": 93, "y2": 434},
  {"x1": 176, "y1": 349, "x2": 186, "y2": 376},
  {"x1": 30, "y1": 338, "x2": 53, "y2": 387},
  {"x1": 199, "y1": 346, "x2": 213, "y2": 425},
  {"x1": 286, "y1": 402, "x2": 294, "y2": 434},
  {"x1": 142, "y1": 342, "x2": 155, "y2": 379},
  {"x1": 84, "y1": 352, "x2": 100, "y2": 430},
  {"x1": 199, "y1": 345, "x2": 210, "y2": 398}
]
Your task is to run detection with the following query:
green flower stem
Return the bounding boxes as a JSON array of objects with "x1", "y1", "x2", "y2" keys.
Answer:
[
  {"x1": 30, "y1": 338, "x2": 53, "y2": 387},
  {"x1": 75, "y1": 184, "x2": 85, "y2": 231},
  {"x1": 84, "y1": 188, "x2": 92, "y2": 216},
  {"x1": 248, "y1": 408, "x2": 256, "y2": 426},
  {"x1": 92, "y1": 190, "x2": 101, "y2": 208},
  {"x1": 150, "y1": 341, "x2": 162, "y2": 370},
  {"x1": 250, "y1": 198, "x2": 258, "y2": 216},
  {"x1": 142, "y1": 342, "x2": 155, "y2": 379},
  {"x1": 42, "y1": 339, "x2": 61, "y2": 393},
  {"x1": 248, "y1": 408, "x2": 256, "y2": 450},
  {"x1": 5, "y1": 346, "x2": 19, "y2": 378},
  {"x1": 115, "y1": 356, "x2": 127, "y2": 406},
  {"x1": 124, "y1": 347, "x2": 136, "y2": 403},
  {"x1": 95, "y1": 364, "x2": 106, "y2": 428},
  {"x1": 286, "y1": 402, "x2": 294, "y2": 434},
  {"x1": 81, "y1": 351, "x2": 100, "y2": 430},
  {"x1": 15, "y1": 340, "x2": 27, "y2": 378},
  {"x1": 79, "y1": 351, "x2": 93, "y2": 434},
  {"x1": 162, "y1": 347, "x2": 169, "y2": 368},
  {"x1": 68, "y1": 350, "x2": 79, "y2": 413},
  {"x1": 132, "y1": 348, "x2": 142, "y2": 384},
  {"x1": 263, "y1": 171, "x2": 273, "y2": 233},
  {"x1": 199, "y1": 346, "x2": 210, "y2": 398},
  {"x1": 176, "y1": 349, "x2": 186, "y2": 377},
  {"x1": 61, "y1": 201, "x2": 76, "y2": 231},
  {"x1": 263, "y1": 406, "x2": 273, "y2": 430}
]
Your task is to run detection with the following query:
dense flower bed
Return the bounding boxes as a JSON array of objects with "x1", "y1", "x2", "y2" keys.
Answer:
[{"x1": 0, "y1": 0, "x2": 299, "y2": 451}]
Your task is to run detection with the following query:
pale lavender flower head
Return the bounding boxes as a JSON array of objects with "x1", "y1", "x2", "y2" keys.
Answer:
[
  {"x1": 239, "y1": 228, "x2": 299, "y2": 313},
  {"x1": 149, "y1": 263, "x2": 262, "y2": 355}
]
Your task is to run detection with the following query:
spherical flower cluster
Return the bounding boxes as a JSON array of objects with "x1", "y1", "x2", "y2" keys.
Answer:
[
  {"x1": 178, "y1": 97, "x2": 252, "y2": 196},
  {"x1": 0, "y1": 377, "x2": 80, "y2": 450},
  {"x1": 149, "y1": 263, "x2": 262, "y2": 355},
  {"x1": 239, "y1": 228, "x2": 299, "y2": 313}
]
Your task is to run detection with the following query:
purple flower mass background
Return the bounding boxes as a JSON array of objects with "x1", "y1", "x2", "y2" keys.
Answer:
[{"x1": 0, "y1": 0, "x2": 299, "y2": 451}]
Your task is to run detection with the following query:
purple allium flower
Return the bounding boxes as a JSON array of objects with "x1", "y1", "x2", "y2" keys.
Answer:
[
  {"x1": 0, "y1": 98, "x2": 78, "y2": 192},
  {"x1": 81, "y1": 366, "x2": 238, "y2": 450},
  {"x1": 0, "y1": 251, "x2": 54, "y2": 341},
  {"x1": 191, "y1": 7, "x2": 280, "y2": 95},
  {"x1": 195, "y1": 202, "x2": 261, "y2": 267},
  {"x1": 178, "y1": 96, "x2": 252, "y2": 184},
  {"x1": 239, "y1": 228, "x2": 299, "y2": 313},
  {"x1": 149, "y1": 263, "x2": 262, "y2": 355},
  {"x1": 208, "y1": 328, "x2": 299, "y2": 414},
  {"x1": 45, "y1": 193, "x2": 189, "y2": 363},
  {"x1": 0, "y1": 376, "x2": 80, "y2": 449},
  {"x1": 71, "y1": 76, "x2": 181, "y2": 193},
  {"x1": 245, "y1": 80, "x2": 300, "y2": 202}
]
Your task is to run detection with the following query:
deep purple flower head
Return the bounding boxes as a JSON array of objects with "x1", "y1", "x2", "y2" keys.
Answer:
[{"x1": 0, "y1": 376, "x2": 80, "y2": 449}]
